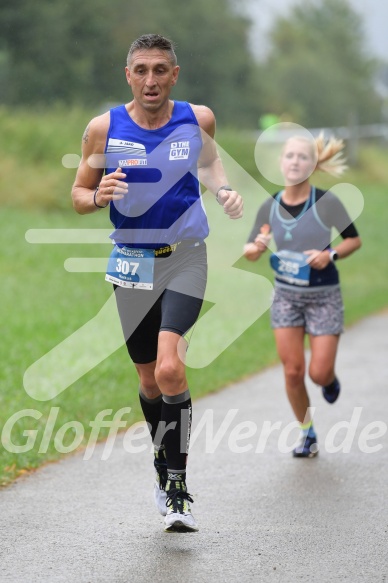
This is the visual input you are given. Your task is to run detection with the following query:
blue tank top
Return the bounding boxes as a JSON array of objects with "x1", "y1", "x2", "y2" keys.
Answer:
[
  {"x1": 269, "y1": 187, "x2": 339, "y2": 286},
  {"x1": 104, "y1": 101, "x2": 209, "y2": 248}
]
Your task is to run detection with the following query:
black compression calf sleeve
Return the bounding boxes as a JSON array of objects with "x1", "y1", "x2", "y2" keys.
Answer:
[
  {"x1": 161, "y1": 390, "x2": 192, "y2": 475},
  {"x1": 139, "y1": 390, "x2": 163, "y2": 447}
]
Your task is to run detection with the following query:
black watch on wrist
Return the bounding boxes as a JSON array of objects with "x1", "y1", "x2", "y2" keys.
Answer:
[{"x1": 329, "y1": 249, "x2": 339, "y2": 262}]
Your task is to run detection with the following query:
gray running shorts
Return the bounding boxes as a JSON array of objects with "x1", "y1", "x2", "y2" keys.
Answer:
[{"x1": 114, "y1": 242, "x2": 207, "y2": 363}]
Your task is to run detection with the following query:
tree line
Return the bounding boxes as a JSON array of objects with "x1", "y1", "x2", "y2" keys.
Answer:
[{"x1": 0, "y1": 0, "x2": 382, "y2": 128}]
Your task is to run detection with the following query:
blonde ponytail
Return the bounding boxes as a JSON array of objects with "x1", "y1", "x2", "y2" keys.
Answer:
[{"x1": 315, "y1": 132, "x2": 348, "y2": 177}]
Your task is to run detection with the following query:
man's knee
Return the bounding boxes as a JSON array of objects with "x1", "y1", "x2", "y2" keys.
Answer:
[
  {"x1": 155, "y1": 359, "x2": 177, "y2": 385},
  {"x1": 155, "y1": 357, "x2": 185, "y2": 392},
  {"x1": 136, "y1": 363, "x2": 159, "y2": 397}
]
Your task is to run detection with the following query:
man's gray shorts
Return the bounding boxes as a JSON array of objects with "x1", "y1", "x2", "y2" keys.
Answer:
[{"x1": 271, "y1": 284, "x2": 344, "y2": 336}]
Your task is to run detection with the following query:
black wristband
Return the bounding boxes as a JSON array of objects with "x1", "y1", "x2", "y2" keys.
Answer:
[
  {"x1": 216, "y1": 185, "x2": 233, "y2": 204},
  {"x1": 93, "y1": 187, "x2": 108, "y2": 209}
]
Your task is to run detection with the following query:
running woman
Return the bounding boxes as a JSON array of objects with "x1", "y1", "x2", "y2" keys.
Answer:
[
  {"x1": 72, "y1": 34, "x2": 243, "y2": 531},
  {"x1": 244, "y1": 133, "x2": 361, "y2": 458}
]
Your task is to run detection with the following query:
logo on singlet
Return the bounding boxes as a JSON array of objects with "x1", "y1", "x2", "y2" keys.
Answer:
[
  {"x1": 119, "y1": 159, "x2": 148, "y2": 166},
  {"x1": 106, "y1": 138, "x2": 146, "y2": 157},
  {"x1": 169, "y1": 141, "x2": 190, "y2": 160}
]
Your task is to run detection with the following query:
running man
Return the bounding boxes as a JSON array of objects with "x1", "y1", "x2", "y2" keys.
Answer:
[{"x1": 72, "y1": 34, "x2": 243, "y2": 531}]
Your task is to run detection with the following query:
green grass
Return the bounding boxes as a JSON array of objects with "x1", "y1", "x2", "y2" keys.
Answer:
[{"x1": 0, "y1": 107, "x2": 387, "y2": 485}]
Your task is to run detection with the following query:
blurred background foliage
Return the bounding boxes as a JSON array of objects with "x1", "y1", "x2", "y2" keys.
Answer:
[{"x1": 0, "y1": 0, "x2": 383, "y2": 128}]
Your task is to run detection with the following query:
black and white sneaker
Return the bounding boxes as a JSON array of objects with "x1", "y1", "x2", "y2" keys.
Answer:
[{"x1": 164, "y1": 478, "x2": 198, "y2": 533}]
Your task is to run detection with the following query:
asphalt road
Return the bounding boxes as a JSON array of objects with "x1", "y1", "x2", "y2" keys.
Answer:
[{"x1": 0, "y1": 314, "x2": 387, "y2": 583}]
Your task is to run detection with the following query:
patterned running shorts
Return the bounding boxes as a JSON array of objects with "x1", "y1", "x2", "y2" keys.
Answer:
[{"x1": 271, "y1": 284, "x2": 344, "y2": 336}]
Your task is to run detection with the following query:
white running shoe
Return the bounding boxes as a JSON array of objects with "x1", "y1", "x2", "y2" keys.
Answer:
[
  {"x1": 154, "y1": 482, "x2": 167, "y2": 516},
  {"x1": 164, "y1": 480, "x2": 198, "y2": 533},
  {"x1": 154, "y1": 461, "x2": 168, "y2": 516}
]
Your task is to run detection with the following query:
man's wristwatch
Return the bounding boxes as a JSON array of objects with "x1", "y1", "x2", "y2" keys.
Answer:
[{"x1": 329, "y1": 249, "x2": 339, "y2": 262}]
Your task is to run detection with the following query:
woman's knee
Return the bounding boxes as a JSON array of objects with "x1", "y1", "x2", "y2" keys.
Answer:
[
  {"x1": 284, "y1": 363, "x2": 305, "y2": 387},
  {"x1": 309, "y1": 365, "x2": 334, "y2": 387}
]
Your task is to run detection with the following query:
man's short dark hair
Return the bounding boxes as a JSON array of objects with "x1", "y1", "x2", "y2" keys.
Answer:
[{"x1": 127, "y1": 34, "x2": 177, "y2": 66}]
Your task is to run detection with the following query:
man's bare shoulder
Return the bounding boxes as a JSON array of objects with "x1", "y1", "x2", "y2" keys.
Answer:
[
  {"x1": 82, "y1": 111, "x2": 110, "y2": 147},
  {"x1": 190, "y1": 104, "x2": 216, "y2": 138}
]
